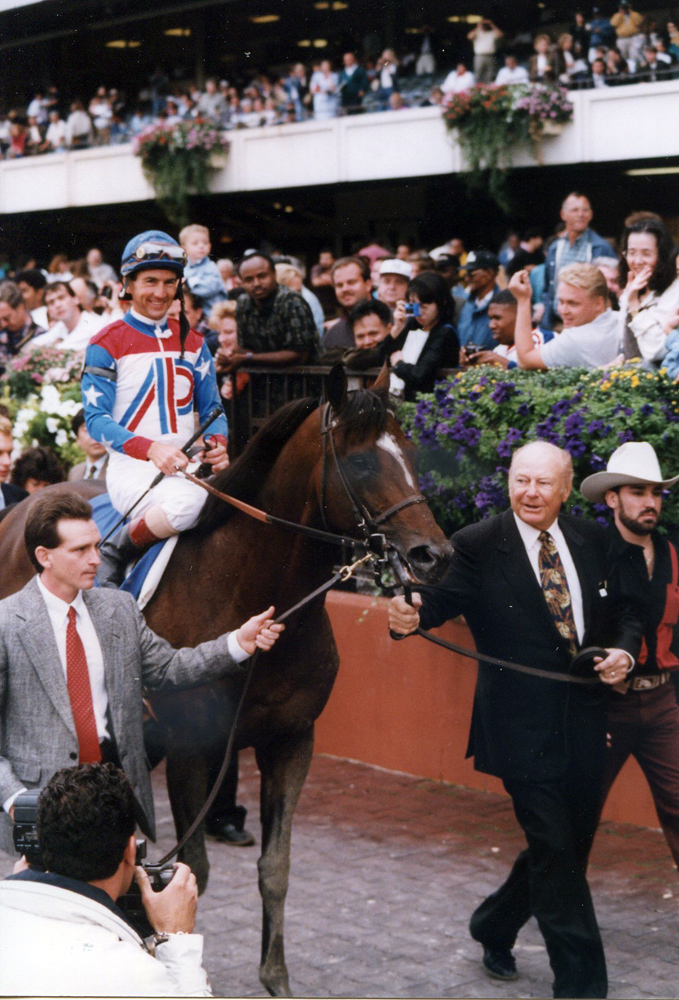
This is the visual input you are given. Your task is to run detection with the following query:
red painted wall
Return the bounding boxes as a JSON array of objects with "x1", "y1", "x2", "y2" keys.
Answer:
[{"x1": 316, "y1": 592, "x2": 660, "y2": 830}]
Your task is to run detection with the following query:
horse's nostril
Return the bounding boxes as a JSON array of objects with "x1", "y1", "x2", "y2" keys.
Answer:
[
  {"x1": 407, "y1": 542, "x2": 453, "y2": 577},
  {"x1": 408, "y1": 544, "x2": 438, "y2": 569}
]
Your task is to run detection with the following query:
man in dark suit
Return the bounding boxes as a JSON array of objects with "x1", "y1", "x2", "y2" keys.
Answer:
[
  {"x1": 0, "y1": 489, "x2": 283, "y2": 856},
  {"x1": 389, "y1": 441, "x2": 641, "y2": 999},
  {"x1": 0, "y1": 416, "x2": 27, "y2": 510}
]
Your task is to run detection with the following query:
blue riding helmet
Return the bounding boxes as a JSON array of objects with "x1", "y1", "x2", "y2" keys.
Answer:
[{"x1": 120, "y1": 230, "x2": 187, "y2": 280}]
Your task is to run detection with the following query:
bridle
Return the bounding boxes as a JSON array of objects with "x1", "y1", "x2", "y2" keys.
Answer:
[
  {"x1": 319, "y1": 401, "x2": 427, "y2": 559},
  {"x1": 184, "y1": 400, "x2": 428, "y2": 579}
]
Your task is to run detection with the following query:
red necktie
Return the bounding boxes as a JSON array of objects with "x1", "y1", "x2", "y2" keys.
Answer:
[{"x1": 66, "y1": 606, "x2": 101, "y2": 764}]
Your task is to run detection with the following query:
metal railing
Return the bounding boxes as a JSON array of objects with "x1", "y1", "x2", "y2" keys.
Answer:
[{"x1": 225, "y1": 365, "x2": 459, "y2": 457}]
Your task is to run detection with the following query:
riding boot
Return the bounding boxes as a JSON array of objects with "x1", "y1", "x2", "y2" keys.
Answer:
[{"x1": 97, "y1": 516, "x2": 164, "y2": 589}]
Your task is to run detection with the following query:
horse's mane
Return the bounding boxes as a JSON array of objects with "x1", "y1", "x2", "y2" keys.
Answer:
[{"x1": 194, "y1": 385, "x2": 389, "y2": 534}]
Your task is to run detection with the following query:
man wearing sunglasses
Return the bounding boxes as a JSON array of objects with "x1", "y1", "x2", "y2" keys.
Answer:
[{"x1": 81, "y1": 230, "x2": 229, "y2": 587}]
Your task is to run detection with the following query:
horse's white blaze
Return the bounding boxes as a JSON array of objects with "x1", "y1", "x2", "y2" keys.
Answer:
[{"x1": 377, "y1": 432, "x2": 416, "y2": 489}]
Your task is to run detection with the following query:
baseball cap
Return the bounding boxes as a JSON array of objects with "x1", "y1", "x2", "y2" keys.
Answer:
[
  {"x1": 459, "y1": 250, "x2": 500, "y2": 272},
  {"x1": 379, "y1": 258, "x2": 412, "y2": 280}
]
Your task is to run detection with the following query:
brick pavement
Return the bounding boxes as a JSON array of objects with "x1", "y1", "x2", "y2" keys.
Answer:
[{"x1": 3, "y1": 751, "x2": 679, "y2": 998}]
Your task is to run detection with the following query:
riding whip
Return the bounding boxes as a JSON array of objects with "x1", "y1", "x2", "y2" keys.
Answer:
[{"x1": 98, "y1": 406, "x2": 224, "y2": 546}]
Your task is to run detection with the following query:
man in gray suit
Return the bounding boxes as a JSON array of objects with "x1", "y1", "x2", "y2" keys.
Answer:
[
  {"x1": 0, "y1": 490, "x2": 282, "y2": 855},
  {"x1": 67, "y1": 409, "x2": 109, "y2": 482}
]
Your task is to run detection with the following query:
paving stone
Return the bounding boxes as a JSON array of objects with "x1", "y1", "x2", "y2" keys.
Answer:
[{"x1": 3, "y1": 750, "x2": 679, "y2": 997}]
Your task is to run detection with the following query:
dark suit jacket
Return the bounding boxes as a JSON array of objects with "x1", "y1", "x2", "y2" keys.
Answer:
[
  {"x1": 1, "y1": 484, "x2": 27, "y2": 507},
  {"x1": 339, "y1": 65, "x2": 370, "y2": 108},
  {"x1": 378, "y1": 319, "x2": 460, "y2": 401},
  {"x1": 419, "y1": 509, "x2": 641, "y2": 783}
]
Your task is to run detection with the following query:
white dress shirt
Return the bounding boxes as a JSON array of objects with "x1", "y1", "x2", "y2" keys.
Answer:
[
  {"x1": 32, "y1": 311, "x2": 105, "y2": 352},
  {"x1": 442, "y1": 69, "x2": 476, "y2": 93},
  {"x1": 3, "y1": 579, "x2": 109, "y2": 814},
  {"x1": 513, "y1": 512, "x2": 585, "y2": 643},
  {"x1": 3, "y1": 580, "x2": 251, "y2": 814},
  {"x1": 36, "y1": 575, "x2": 111, "y2": 742},
  {"x1": 495, "y1": 65, "x2": 530, "y2": 85}
]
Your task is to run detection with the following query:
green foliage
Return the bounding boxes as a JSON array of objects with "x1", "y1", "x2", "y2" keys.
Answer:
[
  {"x1": 399, "y1": 366, "x2": 679, "y2": 536},
  {"x1": 442, "y1": 83, "x2": 573, "y2": 211},
  {"x1": 133, "y1": 121, "x2": 229, "y2": 226}
]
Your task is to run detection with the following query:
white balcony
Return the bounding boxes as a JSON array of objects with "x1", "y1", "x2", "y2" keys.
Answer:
[{"x1": 2, "y1": 78, "x2": 679, "y2": 215}]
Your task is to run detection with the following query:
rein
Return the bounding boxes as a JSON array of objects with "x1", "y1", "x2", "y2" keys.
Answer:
[
  {"x1": 181, "y1": 470, "x2": 359, "y2": 550},
  {"x1": 182, "y1": 402, "x2": 427, "y2": 555},
  {"x1": 393, "y1": 620, "x2": 603, "y2": 687},
  {"x1": 183, "y1": 400, "x2": 603, "y2": 688},
  {"x1": 389, "y1": 560, "x2": 603, "y2": 687},
  {"x1": 156, "y1": 552, "x2": 373, "y2": 866}
]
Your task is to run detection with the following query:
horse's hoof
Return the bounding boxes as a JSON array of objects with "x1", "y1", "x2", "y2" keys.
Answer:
[{"x1": 260, "y1": 971, "x2": 292, "y2": 997}]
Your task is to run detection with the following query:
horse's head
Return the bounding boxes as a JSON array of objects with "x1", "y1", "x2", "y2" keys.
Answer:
[{"x1": 317, "y1": 365, "x2": 452, "y2": 584}]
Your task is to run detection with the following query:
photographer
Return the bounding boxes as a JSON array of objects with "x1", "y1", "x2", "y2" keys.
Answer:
[
  {"x1": 0, "y1": 763, "x2": 212, "y2": 996},
  {"x1": 378, "y1": 271, "x2": 459, "y2": 400}
]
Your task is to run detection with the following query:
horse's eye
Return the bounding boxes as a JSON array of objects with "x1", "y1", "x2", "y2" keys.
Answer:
[{"x1": 347, "y1": 453, "x2": 377, "y2": 477}]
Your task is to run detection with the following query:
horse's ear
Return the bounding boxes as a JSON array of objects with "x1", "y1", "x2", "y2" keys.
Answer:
[
  {"x1": 372, "y1": 362, "x2": 390, "y2": 397},
  {"x1": 326, "y1": 363, "x2": 348, "y2": 413}
]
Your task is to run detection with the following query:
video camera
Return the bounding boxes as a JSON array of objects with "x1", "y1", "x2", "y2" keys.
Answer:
[{"x1": 12, "y1": 789, "x2": 174, "y2": 938}]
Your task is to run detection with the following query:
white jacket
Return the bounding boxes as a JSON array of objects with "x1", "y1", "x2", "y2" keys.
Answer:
[
  {"x1": 621, "y1": 278, "x2": 679, "y2": 362},
  {"x1": 0, "y1": 876, "x2": 212, "y2": 996}
]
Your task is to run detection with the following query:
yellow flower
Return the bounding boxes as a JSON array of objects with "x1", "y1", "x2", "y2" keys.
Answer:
[{"x1": 631, "y1": 377, "x2": 640, "y2": 387}]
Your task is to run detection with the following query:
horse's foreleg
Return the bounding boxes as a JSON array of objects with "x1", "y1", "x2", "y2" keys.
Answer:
[
  {"x1": 165, "y1": 749, "x2": 211, "y2": 893},
  {"x1": 256, "y1": 727, "x2": 314, "y2": 998}
]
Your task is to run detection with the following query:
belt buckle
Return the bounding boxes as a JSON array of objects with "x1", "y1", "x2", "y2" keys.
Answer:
[{"x1": 633, "y1": 676, "x2": 657, "y2": 691}]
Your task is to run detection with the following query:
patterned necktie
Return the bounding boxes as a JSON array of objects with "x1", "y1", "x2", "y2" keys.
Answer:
[
  {"x1": 538, "y1": 531, "x2": 578, "y2": 657},
  {"x1": 66, "y1": 607, "x2": 101, "y2": 764},
  {"x1": 86, "y1": 466, "x2": 96, "y2": 480}
]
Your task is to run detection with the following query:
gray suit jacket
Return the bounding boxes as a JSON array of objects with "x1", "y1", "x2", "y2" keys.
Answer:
[
  {"x1": 68, "y1": 456, "x2": 109, "y2": 482},
  {"x1": 0, "y1": 577, "x2": 246, "y2": 853}
]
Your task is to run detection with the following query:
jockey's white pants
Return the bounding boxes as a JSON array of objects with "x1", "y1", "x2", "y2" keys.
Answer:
[{"x1": 106, "y1": 451, "x2": 207, "y2": 532}]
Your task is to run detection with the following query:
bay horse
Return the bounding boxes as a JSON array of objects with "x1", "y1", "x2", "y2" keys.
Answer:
[{"x1": 0, "y1": 366, "x2": 451, "y2": 996}]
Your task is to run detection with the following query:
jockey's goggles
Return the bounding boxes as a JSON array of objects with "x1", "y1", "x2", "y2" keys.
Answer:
[{"x1": 121, "y1": 242, "x2": 187, "y2": 277}]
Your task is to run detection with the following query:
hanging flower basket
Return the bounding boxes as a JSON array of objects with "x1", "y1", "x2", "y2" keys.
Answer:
[
  {"x1": 133, "y1": 120, "x2": 229, "y2": 226},
  {"x1": 209, "y1": 150, "x2": 229, "y2": 170},
  {"x1": 442, "y1": 83, "x2": 573, "y2": 209},
  {"x1": 541, "y1": 120, "x2": 565, "y2": 136}
]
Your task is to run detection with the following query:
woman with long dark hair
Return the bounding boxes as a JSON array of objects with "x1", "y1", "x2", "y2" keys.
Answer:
[
  {"x1": 619, "y1": 218, "x2": 678, "y2": 362},
  {"x1": 378, "y1": 270, "x2": 459, "y2": 400}
]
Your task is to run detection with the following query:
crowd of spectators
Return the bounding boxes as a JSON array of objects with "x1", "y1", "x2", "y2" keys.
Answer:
[
  {"x1": 0, "y1": 187, "x2": 678, "y2": 461},
  {"x1": 2, "y1": 6, "x2": 679, "y2": 158}
]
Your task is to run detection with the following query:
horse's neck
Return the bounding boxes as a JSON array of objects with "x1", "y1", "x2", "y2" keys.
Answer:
[
  {"x1": 150, "y1": 417, "x2": 333, "y2": 644},
  {"x1": 260, "y1": 416, "x2": 322, "y2": 532}
]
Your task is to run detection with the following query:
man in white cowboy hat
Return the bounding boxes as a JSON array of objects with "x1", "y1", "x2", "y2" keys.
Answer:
[{"x1": 581, "y1": 441, "x2": 679, "y2": 869}]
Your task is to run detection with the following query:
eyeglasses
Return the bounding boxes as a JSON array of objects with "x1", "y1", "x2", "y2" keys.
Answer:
[
  {"x1": 623, "y1": 250, "x2": 656, "y2": 261},
  {"x1": 131, "y1": 242, "x2": 187, "y2": 264}
]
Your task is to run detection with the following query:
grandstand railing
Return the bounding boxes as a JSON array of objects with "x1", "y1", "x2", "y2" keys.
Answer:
[{"x1": 225, "y1": 364, "x2": 458, "y2": 456}]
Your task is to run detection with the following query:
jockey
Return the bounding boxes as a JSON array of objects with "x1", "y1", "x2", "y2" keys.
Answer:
[{"x1": 82, "y1": 230, "x2": 229, "y2": 587}]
